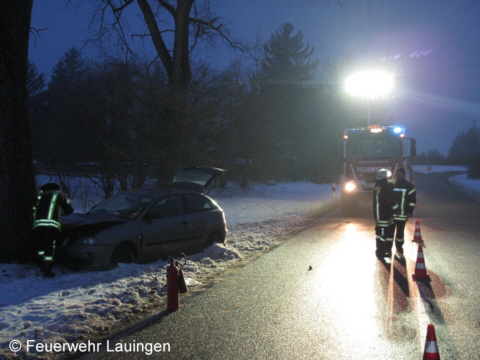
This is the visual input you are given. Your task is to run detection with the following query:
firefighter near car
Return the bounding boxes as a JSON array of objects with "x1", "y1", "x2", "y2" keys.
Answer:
[
  {"x1": 340, "y1": 125, "x2": 416, "y2": 216},
  {"x1": 33, "y1": 182, "x2": 74, "y2": 277}
]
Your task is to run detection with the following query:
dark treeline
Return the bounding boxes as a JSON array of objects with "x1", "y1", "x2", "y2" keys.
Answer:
[
  {"x1": 28, "y1": 24, "x2": 367, "y2": 198},
  {"x1": 446, "y1": 122, "x2": 480, "y2": 178},
  {"x1": 410, "y1": 121, "x2": 480, "y2": 179},
  {"x1": 30, "y1": 23, "x2": 479, "y2": 202}
]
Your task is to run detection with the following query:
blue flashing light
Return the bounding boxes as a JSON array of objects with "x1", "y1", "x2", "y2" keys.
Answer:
[{"x1": 393, "y1": 127, "x2": 403, "y2": 134}]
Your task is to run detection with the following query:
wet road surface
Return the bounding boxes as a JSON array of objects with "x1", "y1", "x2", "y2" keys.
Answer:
[{"x1": 80, "y1": 172, "x2": 480, "y2": 359}]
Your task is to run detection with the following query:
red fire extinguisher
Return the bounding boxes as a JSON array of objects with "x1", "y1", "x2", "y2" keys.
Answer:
[
  {"x1": 167, "y1": 257, "x2": 179, "y2": 312},
  {"x1": 167, "y1": 254, "x2": 189, "y2": 312}
]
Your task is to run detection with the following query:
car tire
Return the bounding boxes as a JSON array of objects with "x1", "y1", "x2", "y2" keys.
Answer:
[
  {"x1": 204, "y1": 232, "x2": 223, "y2": 247},
  {"x1": 110, "y1": 244, "x2": 136, "y2": 268}
]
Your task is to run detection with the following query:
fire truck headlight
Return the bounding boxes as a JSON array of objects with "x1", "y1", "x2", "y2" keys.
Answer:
[{"x1": 344, "y1": 182, "x2": 357, "y2": 192}]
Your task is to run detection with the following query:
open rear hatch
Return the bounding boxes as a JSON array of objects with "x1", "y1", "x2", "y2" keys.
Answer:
[{"x1": 170, "y1": 166, "x2": 226, "y2": 193}]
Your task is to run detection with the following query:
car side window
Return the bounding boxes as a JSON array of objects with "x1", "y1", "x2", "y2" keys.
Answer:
[
  {"x1": 146, "y1": 195, "x2": 183, "y2": 219},
  {"x1": 184, "y1": 194, "x2": 215, "y2": 213}
]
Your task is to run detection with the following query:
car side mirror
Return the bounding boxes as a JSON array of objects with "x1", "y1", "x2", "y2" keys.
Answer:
[
  {"x1": 403, "y1": 137, "x2": 417, "y2": 158},
  {"x1": 410, "y1": 138, "x2": 417, "y2": 157}
]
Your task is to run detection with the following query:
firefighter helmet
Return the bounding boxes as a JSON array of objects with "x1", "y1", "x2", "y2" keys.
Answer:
[
  {"x1": 375, "y1": 169, "x2": 392, "y2": 180},
  {"x1": 40, "y1": 182, "x2": 61, "y2": 191}
]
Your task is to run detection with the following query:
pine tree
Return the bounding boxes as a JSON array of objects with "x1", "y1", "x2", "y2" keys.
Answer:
[
  {"x1": 261, "y1": 23, "x2": 318, "y2": 87},
  {"x1": 258, "y1": 23, "x2": 319, "y2": 180},
  {"x1": 27, "y1": 60, "x2": 46, "y2": 99}
]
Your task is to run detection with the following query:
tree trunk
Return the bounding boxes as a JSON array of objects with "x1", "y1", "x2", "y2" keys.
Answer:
[
  {"x1": 172, "y1": 0, "x2": 193, "y2": 94},
  {"x1": 137, "y1": 0, "x2": 193, "y2": 166},
  {"x1": 0, "y1": 0, "x2": 37, "y2": 262}
]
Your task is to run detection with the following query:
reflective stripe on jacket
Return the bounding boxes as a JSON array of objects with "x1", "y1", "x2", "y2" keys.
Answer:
[
  {"x1": 33, "y1": 190, "x2": 74, "y2": 230},
  {"x1": 373, "y1": 179, "x2": 399, "y2": 227},
  {"x1": 393, "y1": 179, "x2": 416, "y2": 221}
]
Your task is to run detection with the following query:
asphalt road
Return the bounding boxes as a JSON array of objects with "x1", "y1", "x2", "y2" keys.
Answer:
[{"x1": 80, "y1": 171, "x2": 480, "y2": 359}]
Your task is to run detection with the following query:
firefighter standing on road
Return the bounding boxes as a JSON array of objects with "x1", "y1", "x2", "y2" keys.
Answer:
[
  {"x1": 33, "y1": 182, "x2": 74, "y2": 277},
  {"x1": 373, "y1": 169, "x2": 399, "y2": 258},
  {"x1": 392, "y1": 167, "x2": 416, "y2": 255}
]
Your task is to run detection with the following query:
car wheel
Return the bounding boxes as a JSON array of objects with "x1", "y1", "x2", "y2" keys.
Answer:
[
  {"x1": 204, "y1": 232, "x2": 223, "y2": 247},
  {"x1": 110, "y1": 244, "x2": 136, "y2": 268}
]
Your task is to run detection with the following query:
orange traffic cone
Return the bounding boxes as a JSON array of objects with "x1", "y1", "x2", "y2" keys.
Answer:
[
  {"x1": 412, "y1": 219, "x2": 424, "y2": 243},
  {"x1": 412, "y1": 244, "x2": 431, "y2": 281},
  {"x1": 423, "y1": 324, "x2": 440, "y2": 359}
]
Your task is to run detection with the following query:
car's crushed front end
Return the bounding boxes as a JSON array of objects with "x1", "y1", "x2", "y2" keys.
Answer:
[{"x1": 57, "y1": 214, "x2": 132, "y2": 269}]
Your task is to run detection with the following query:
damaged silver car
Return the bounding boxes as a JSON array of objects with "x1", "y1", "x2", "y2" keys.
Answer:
[{"x1": 58, "y1": 167, "x2": 227, "y2": 269}]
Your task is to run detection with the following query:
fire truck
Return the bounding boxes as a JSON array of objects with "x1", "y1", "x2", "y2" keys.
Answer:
[{"x1": 340, "y1": 125, "x2": 416, "y2": 216}]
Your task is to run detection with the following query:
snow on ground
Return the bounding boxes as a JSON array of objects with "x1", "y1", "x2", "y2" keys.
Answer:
[{"x1": 0, "y1": 165, "x2": 477, "y2": 359}]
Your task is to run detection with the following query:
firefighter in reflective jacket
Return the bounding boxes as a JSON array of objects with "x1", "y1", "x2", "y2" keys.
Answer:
[
  {"x1": 33, "y1": 182, "x2": 74, "y2": 277},
  {"x1": 392, "y1": 167, "x2": 416, "y2": 255},
  {"x1": 373, "y1": 169, "x2": 399, "y2": 258}
]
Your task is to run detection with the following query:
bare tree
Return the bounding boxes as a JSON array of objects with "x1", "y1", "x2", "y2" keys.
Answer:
[
  {"x1": 72, "y1": 0, "x2": 247, "y2": 173},
  {"x1": 0, "y1": 0, "x2": 37, "y2": 262},
  {"x1": 84, "y1": 0, "x2": 244, "y2": 96}
]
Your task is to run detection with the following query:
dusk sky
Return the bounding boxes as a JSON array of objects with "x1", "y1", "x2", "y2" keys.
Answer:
[{"x1": 29, "y1": 1, "x2": 480, "y2": 156}]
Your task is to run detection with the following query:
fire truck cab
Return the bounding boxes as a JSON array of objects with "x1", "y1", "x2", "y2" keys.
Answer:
[{"x1": 340, "y1": 125, "x2": 416, "y2": 216}]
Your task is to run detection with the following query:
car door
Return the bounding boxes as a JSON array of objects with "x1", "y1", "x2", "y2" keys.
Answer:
[
  {"x1": 140, "y1": 194, "x2": 190, "y2": 260},
  {"x1": 182, "y1": 193, "x2": 225, "y2": 248},
  {"x1": 183, "y1": 193, "x2": 214, "y2": 232}
]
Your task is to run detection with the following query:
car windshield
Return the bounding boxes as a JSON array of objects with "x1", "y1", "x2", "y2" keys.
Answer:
[
  {"x1": 347, "y1": 138, "x2": 402, "y2": 159},
  {"x1": 89, "y1": 193, "x2": 153, "y2": 220}
]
